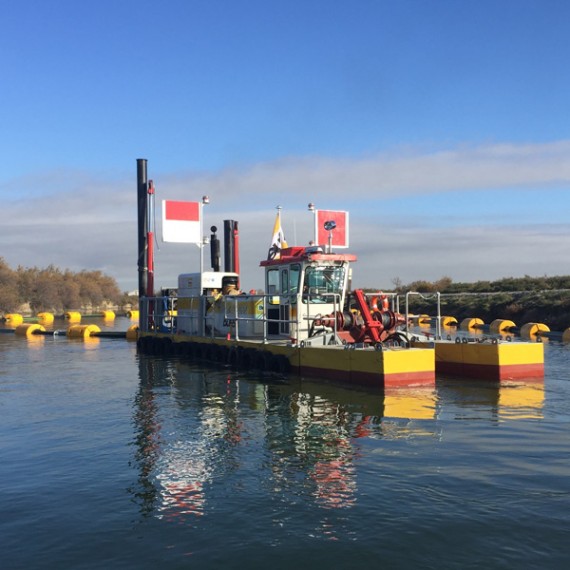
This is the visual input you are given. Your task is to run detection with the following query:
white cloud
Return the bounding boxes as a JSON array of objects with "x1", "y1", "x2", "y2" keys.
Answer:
[
  {"x1": 158, "y1": 140, "x2": 570, "y2": 205},
  {"x1": 1, "y1": 141, "x2": 569, "y2": 292}
]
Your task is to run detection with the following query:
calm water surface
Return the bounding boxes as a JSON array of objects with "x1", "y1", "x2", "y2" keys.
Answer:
[{"x1": 1, "y1": 320, "x2": 569, "y2": 569}]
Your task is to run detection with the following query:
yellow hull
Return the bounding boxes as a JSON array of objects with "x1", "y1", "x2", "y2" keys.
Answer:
[
  {"x1": 137, "y1": 333, "x2": 436, "y2": 389},
  {"x1": 413, "y1": 340, "x2": 544, "y2": 381}
]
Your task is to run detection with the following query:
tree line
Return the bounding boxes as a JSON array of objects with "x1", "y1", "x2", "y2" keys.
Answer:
[
  {"x1": 0, "y1": 257, "x2": 125, "y2": 314},
  {"x1": 391, "y1": 274, "x2": 570, "y2": 294},
  {"x1": 388, "y1": 275, "x2": 570, "y2": 331}
]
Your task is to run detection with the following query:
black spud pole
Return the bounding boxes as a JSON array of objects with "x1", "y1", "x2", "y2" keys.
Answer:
[{"x1": 136, "y1": 158, "x2": 148, "y2": 305}]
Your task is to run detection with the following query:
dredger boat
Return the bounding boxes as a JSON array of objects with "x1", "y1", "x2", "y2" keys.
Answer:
[{"x1": 135, "y1": 160, "x2": 544, "y2": 387}]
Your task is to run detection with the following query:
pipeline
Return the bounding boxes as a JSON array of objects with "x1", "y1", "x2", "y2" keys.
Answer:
[{"x1": 3, "y1": 324, "x2": 138, "y2": 341}]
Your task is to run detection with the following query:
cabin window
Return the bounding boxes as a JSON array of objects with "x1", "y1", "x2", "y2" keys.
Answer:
[
  {"x1": 303, "y1": 265, "x2": 345, "y2": 303},
  {"x1": 267, "y1": 268, "x2": 279, "y2": 295},
  {"x1": 281, "y1": 269, "x2": 289, "y2": 295},
  {"x1": 290, "y1": 264, "x2": 301, "y2": 295}
]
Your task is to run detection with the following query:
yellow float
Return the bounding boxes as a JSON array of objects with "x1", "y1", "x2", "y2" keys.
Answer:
[
  {"x1": 65, "y1": 311, "x2": 82, "y2": 323},
  {"x1": 489, "y1": 319, "x2": 516, "y2": 334},
  {"x1": 126, "y1": 325, "x2": 139, "y2": 341},
  {"x1": 520, "y1": 322, "x2": 550, "y2": 339},
  {"x1": 15, "y1": 323, "x2": 45, "y2": 337},
  {"x1": 67, "y1": 324, "x2": 101, "y2": 339}
]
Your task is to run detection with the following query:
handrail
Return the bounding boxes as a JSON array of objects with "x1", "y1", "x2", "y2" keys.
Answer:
[
  {"x1": 140, "y1": 291, "x2": 344, "y2": 344},
  {"x1": 404, "y1": 291, "x2": 442, "y2": 340}
]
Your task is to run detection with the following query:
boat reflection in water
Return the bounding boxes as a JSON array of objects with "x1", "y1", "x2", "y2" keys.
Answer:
[
  {"x1": 436, "y1": 377, "x2": 544, "y2": 422},
  {"x1": 131, "y1": 355, "x2": 543, "y2": 521}
]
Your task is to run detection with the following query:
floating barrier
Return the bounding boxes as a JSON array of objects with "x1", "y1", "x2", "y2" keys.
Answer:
[
  {"x1": 126, "y1": 310, "x2": 139, "y2": 320},
  {"x1": 4, "y1": 313, "x2": 24, "y2": 326},
  {"x1": 78, "y1": 311, "x2": 116, "y2": 320},
  {"x1": 416, "y1": 315, "x2": 457, "y2": 327},
  {"x1": 65, "y1": 311, "x2": 82, "y2": 323},
  {"x1": 37, "y1": 312, "x2": 55, "y2": 324},
  {"x1": 460, "y1": 317, "x2": 484, "y2": 331},
  {"x1": 15, "y1": 323, "x2": 46, "y2": 337},
  {"x1": 489, "y1": 319, "x2": 516, "y2": 334},
  {"x1": 520, "y1": 322, "x2": 550, "y2": 339},
  {"x1": 67, "y1": 324, "x2": 100, "y2": 339},
  {"x1": 126, "y1": 325, "x2": 138, "y2": 341},
  {"x1": 1, "y1": 322, "x2": 134, "y2": 341}
]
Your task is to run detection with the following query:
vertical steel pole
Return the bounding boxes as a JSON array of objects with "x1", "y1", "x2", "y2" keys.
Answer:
[{"x1": 136, "y1": 159, "x2": 148, "y2": 303}]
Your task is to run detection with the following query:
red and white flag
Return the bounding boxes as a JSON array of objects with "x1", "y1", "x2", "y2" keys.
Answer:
[
  {"x1": 315, "y1": 209, "x2": 349, "y2": 248},
  {"x1": 162, "y1": 200, "x2": 201, "y2": 244}
]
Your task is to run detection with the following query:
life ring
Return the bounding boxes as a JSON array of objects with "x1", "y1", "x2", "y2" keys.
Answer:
[{"x1": 370, "y1": 294, "x2": 389, "y2": 311}]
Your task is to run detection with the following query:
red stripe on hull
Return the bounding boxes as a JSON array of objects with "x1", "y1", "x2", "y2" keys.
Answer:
[
  {"x1": 298, "y1": 365, "x2": 435, "y2": 388},
  {"x1": 437, "y1": 361, "x2": 544, "y2": 381}
]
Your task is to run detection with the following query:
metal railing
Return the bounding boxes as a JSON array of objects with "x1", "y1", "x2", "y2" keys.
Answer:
[
  {"x1": 403, "y1": 291, "x2": 442, "y2": 340},
  {"x1": 139, "y1": 291, "x2": 344, "y2": 344}
]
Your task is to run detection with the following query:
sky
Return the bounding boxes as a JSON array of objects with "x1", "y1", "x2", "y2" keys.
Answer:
[{"x1": 2, "y1": 0, "x2": 570, "y2": 294}]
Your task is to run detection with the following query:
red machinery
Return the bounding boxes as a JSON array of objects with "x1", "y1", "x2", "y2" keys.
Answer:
[{"x1": 312, "y1": 289, "x2": 405, "y2": 344}]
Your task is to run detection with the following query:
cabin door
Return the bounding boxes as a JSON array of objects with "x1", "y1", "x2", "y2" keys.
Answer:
[
  {"x1": 279, "y1": 268, "x2": 290, "y2": 335},
  {"x1": 278, "y1": 264, "x2": 301, "y2": 337}
]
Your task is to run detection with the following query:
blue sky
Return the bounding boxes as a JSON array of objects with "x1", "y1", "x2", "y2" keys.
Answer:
[{"x1": 2, "y1": 0, "x2": 569, "y2": 292}]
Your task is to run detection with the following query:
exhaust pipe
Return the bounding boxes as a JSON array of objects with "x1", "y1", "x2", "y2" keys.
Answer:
[
  {"x1": 210, "y1": 225, "x2": 221, "y2": 272},
  {"x1": 224, "y1": 220, "x2": 240, "y2": 287}
]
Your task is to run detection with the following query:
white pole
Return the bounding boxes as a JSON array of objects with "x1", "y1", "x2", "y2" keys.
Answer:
[
  {"x1": 199, "y1": 195, "x2": 210, "y2": 286},
  {"x1": 308, "y1": 202, "x2": 316, "y2": 245}
]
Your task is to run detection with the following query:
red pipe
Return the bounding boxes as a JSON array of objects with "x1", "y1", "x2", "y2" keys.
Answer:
[
  {"x1": 147, "y1": 181, "x2": 155, "y2": 297},
  {"x1": 352, "y1": 289, "x2": 384, "y2": 343}
]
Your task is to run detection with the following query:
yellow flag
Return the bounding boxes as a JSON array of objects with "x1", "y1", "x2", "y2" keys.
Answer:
[{"x1": 267, "y1": 212, "x2": 288, "y2": 259}]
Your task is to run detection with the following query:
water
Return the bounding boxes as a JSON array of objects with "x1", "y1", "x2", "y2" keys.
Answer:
[{"x1": 1, "y1": 321, "x2": 570, "y2": 569}]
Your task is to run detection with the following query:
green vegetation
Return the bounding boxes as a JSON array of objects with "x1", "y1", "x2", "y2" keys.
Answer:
[
  {"x1": 0, "y1": 257, "x2": 126, "y2": 314},
  {"x1": 389, "y1": 275, "x2": 570, "y2": 330},
  {"x1": 3, "y1": 257, "x2": 569, "y2": 331}
]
